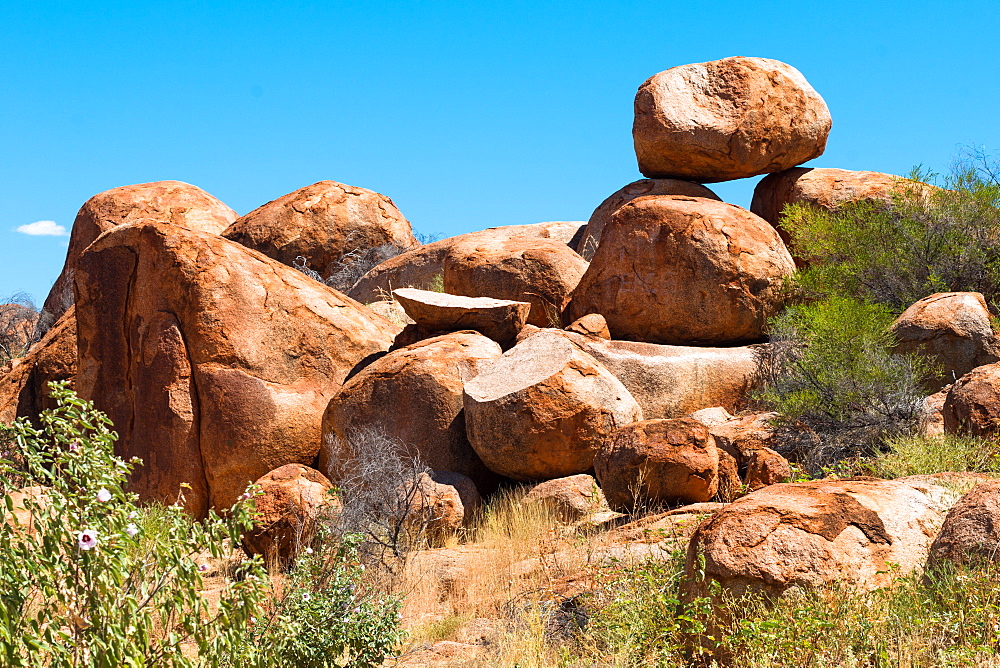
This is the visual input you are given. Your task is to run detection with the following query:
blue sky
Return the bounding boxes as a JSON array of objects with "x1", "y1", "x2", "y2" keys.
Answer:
[{"x1": 2, "y1": 1, "x2": 999, "y2": 303}]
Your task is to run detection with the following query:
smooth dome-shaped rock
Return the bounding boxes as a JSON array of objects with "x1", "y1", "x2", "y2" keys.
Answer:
[
  {"x1": 633, "y1": 57, "x2": 831, "y2": 182},
  {"x1": 927, "y1": 480, "x2": 1000, "y2": 569},
  {"x1": 751, "y1": 167, "x2": 905, "y2": 225},
  {"x1": 321, "y1": 331, "x2": 502, "y2": 486},
  {"x1": 463, "y1": 331, "x2": 642, "y2": 481},
  {"x1": 522, "y1": 474, "x2": 608, "y2": 522},
  {"x1": 574, "y1": 179, "x2": 720, "y2": 259},
  {"x1": 565, "y1": 196, "x2": 795, "y2": 345},
  {"x1": 222, "y1": 180, "x2": 418, "y2": 276},
  {"x1": 43, "y1": 181, "x2": 238, "y2": 320},
  {"x1": 594, "y1": 417, "x2": 720, "y2": 511},
  {"x1": 75, "y1": 221, "x2": 399, "y2": 517},
  {"x1": 944, "y1": 362, "x2": 1000, "y2": 437}
]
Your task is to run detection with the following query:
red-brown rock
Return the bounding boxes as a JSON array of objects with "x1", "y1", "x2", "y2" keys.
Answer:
[
  {"x1": 320, "y1": 331, "x2": 502, "y2": 486},
  {"x1": 744, "y1": 448, "x2": 792, "y2": 491},
  {"x1": 565, "y1": 196, "x2": 795, "y2": 345},
  {"x1": 222, "y1": 180, "x2": 418, "y2": 276},
  {"x1": 0, "y1": 308, "x2": 77, "y2": 425},
  {"x1": 463, "y1": 330, "x2": 642, "y2": 481},
  {"x1": 633, "y1": 57, "x2": 831, "y2": 183},
  {"x1": 522, "y1": 474, "x2": 608, "y2": 522},
  {"x1": 43, "y1": 181, "x2": 237, "y2": 320},
  {"x1": 242, "y1": 464, "x2": 336, "y2": 567},
  {"x1": 574, "y1": 179, "x2": 720, "y2": 259},
  {"x1": 595, "y1": 417, "x2": 720, "y2": 511},
  {"x1": 404, "y1": 470, "x2": 482, "y2": 536},
  {"x1": 751, "y1": 167, "x2": 904, "y2": 226},
  {"x1": 564, "y1": 314, "x2": 611, "y2": 340},
  {"x1": 75, "y1": 221, "x2": 399, "y2": 517},
  {"x1": 943, "y1": 362, "x2": 1000, "y2": 437},
  {"x1": 392, "y1": 288, "x2": 530, "y2": 346},
  {"x1": 927, "y1": 479, "x2": 1000, "y2": 568}
]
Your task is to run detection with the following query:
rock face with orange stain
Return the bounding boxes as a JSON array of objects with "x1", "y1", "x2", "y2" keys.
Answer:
[
  {"x1": 222, "y1": 180, "x2": 419, "y2": 275},
  {"x1": 43, "y1": 181, "x2": 238, "y2": 320},
  {"x1": 242, "y1": 464, "x2": 336, "y2": 567},
  {"x1": 74, "y1": 221, "x2": 399, "y2": 517},
  {"x1": 0, "y1": 308, "x2": 77, "y2": 425},
  {"x1": 392, "y1": 289, "x2": 530, "y2": 347},
  {"x1": 565, "y1": 196, "x2": 794, "y2": 345},
  {"x1": 633, "y1": 57, "x2": 831, "y2": 182},
  {"x1": 463, "y1": 331, "x2": 642, "y2": 481},
  {"x1": 321, "y1": 331, "x2": 502, "y2": 487},
  {"x1": 684, "y1": 477, "x2": 964, "y2": 599},
  {"x1": 944, "y1": 362, "x2": 1000, "y2": 437},
  {"x1": 595, "y1": 417, "x2": 720, "y2": 511}
]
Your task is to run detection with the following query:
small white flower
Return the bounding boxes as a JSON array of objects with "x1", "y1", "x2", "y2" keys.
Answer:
[
  {"x1": 125, "y1": 523, "x2": 139, "y2": 537},
  {"x1": 302, "y1": 592, "x2": 311, "y2": 601},
  {"x1": 305, "y1": 547, "x2": 314, "y2": 554},
  {"x1": 127, "y1": 511, "x2": 138, "y2": 520},
  {"x1": 78, "y1": 529, "x2": 98, "y2": 551},
  {"x1": 96, "y1": 489, "x2": 112, "y2": 503},
  {"x1": 198, "y1": 563, "x2": 209, "y2": 572},
  {"x1": 68, "y1": 441, "x2": 80, "y2": 453}
]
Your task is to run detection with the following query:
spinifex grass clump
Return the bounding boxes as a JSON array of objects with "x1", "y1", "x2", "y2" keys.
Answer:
[{"x1": 0, "y1": 382, "x2": 269, "y2": 666}]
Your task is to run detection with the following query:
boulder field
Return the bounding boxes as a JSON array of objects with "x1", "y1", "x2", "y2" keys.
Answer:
[{"x1": 8, "y1": 54, "x2": 1000, "y2": 611}]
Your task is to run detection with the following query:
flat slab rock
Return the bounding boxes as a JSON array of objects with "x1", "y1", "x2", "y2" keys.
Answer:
[{"x1": 393, "y1": 287, "x2": 530, "y2": 344}]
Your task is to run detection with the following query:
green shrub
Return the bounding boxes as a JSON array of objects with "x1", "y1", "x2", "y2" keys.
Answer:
[
  {"x1": 781, "y1": 157, "x2": 1000, "y2": 310},
  {"x1": 231, "y1": 532, "x2": 405, "y2": 668},
  {"x1": 0, "y1": 382, "x2": 269, "y2": 667},
  {"x1": 757, "y1": 296, "x2": 932, "y2": 472},
  {"x1": 863, "y1": 433, "x2": 1000, "y2": 479}
]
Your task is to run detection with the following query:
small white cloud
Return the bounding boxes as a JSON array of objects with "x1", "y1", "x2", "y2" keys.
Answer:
[{"x1": 16, "y1": 220, "x2": 68, "y2": 237}]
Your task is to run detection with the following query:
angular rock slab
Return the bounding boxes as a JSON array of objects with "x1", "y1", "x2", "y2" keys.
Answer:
[
  {"x1": 684, "y1": 477, "x2": 964, "y2": 599},
  {"x1": 75, "y1": 221, "x2": 399, "y2": 517},
  {"x1": 43, "y1": 181, "x2": 237, "y2": 321},
  {"x1": 565, "y1": 196, "x2": 794, "y2": 345},
  {"x1": 463, "y1": 330, "x2": 642, "y2": 481},
  {"x1": 633, "y1": 57, "x2": 831, "y2": 182},
  {"x1": 393, "y1": 288, "x2": 530, "y2": 345}
]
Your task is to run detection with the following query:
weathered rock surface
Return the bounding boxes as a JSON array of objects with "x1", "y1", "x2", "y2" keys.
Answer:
[
  {"x1": 405, "y1": 470, "x2": 482, "y2": 536},
  {"x1": 0, "y1": 308, "x2": 77, "y2": 425},
  {"x1": 392, "y1": 288, "x2": 530, "y2": 346},
  {"x1": 242, "y1": 464, "x2": 335, "y2": 567},
  {"x1": 522, "y1": 474, "x2": 607, "y2": 522},
  {"x1": 927, "y1": 479, "x2": 1000, "y2": 568},
  {"x1": 595, "y1": 417, "x2": 720, "y2": 511},
  {"x1": 633, "y1": 57, "x2": 831, "y2": 182},
  {"x1": 919, "y1": 386, "x2": 950, "y2": 438},
  {"x1": 892, "y1": 292, "x2": 1000, "y2": 392},
  {"x1": 685, "y1": 477, "x2": 964, "y2": 598},
  {"x1": 43, "y1": 181, "x2": 237, "y2": 320},
  {"x1": 943, "y1": 362, "x2": 1000, "y2": 437},
  {"x1": 565, "y1": 196, "x2": 794, "y2": 345},
  {"x1": 3, "y1": 486, "x2": 49, "y2": 533},
  {"x1": 689, "y1": 408, "x2": 810, "y2": 472},
  {"x1": 518, "y1": 328, "x2": 766, "y2": 420},
  {"x1": 463, "y1": 331, "x2": 642, "y2": 481},
  {"x1": 444, "y1": 235, "x2": 588, "y2": 327},
  {"x1": 348, "y1": 222, "x2": 584, "y2": 305},
  {"x1": 564, "y1": 313, "x2": 610, "y2": 340},
  {"x1": 321, "y1": 331, "x2": 502, "y2": 485},
  {"x1": 222, "y1": 180, "x2": 418, "y2": 276},
  {"x1": 744, "y1": 448, "x2": 792, "y2": 491},
  {"x1": 574, "y1": 179, "x2": 720, "y2": 259},
  {"x1": 75, "y1": 221, "x2": 399, "y2": 516},
  {"x1": 751, "y1": 167, "x2": 904, "y2": 225}
]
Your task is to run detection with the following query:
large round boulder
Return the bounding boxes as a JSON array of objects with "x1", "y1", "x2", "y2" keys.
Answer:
[
  {"x1": 927, "y1": 479, "x2": 1000, "y2": 569},
  {"x1": 75, "y1": 221, "x2": 400, "y2": 517},
  {"x1": 684, "y1": 477, "x2": 965, "y2": 599},
  {"x1": 321, "y1": 331, "x2": 502, "y2": 485},
  {"x1": 463, "y1": 331, "x2": 642, "y2": 481},
  {"x1": 594, "y1": 417, "x2": 720, "y2": 511},
  {"x1": 242, "y1": 464, "x2": 336, "y2": 568},
  {"x1": 891, "y1": 292, "x2": 1000, "y2": 392},
  {"x1": 633, "y1": 57, "x2": 831, "y2": 182},
  {"x1": 751, "y1": 167, "x2": 904, "y2": 226},
  {"x1": 222, "y1": 180, "x2": 419, "y2": 277},
  {"x1": 943, "y1": 362, "x2": 1000, "y2": 437},
  {"x1": 43, "y1": 181, "x2": 238, "y2": 321},
  {"x1": 574, "y1": 179, "x2": 720, "y2": 260},
  {"x1": 565, "y1": 196, "x2": 795, "y2": 345}
]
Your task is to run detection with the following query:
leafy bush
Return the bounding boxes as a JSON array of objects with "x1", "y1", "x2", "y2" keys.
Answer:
[
  {"x1": 0, "y1": 382, "x2": 268, "y2": 666},
  {"x1": 757, "y1": 296, "x2": 932, "y2": 473},
  {"x1": 230, "y1": 533, "x2": 405, "y2": 668},
  {"x1": 862, "y1": 433, "x2": 1000, "y2": 479},
  {"x1": 782, "y1": 156, "x2": 1000, "y2": 310}
]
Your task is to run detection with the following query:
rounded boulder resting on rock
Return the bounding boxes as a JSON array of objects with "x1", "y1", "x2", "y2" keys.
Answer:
[
  {"x1": 565, "y1": 196, "x2": 795, "y2": 345},
  {"x1": 463, "y1": 330, "x2": 642, "y2": 481},
  {"x1": 594, "y1": 417, "x2": 720, "y2": 511},
  {"x1": 522, "y1": 474, "x2": 608, "y2": 522},
  {"x1": 222, "y1": 180, "x2": 419, "y2": 278},
  {"x1": 242, "y1": 464, "x2": 336, "y2": 568},
  {"x1": 927, "y1": 479, "x2": 1000, "y2": 569},
  {"x1": 320, "y1": 331, "x2": 503, "y2": 487},
  {"x1": 392, "y1": 288, "x2": 531, "y2": 347},
  {"x1": 633, "y1": 57, "x2": 831, "y2": 183},
  {"x1": 750, "y1": 167, "x2": 906, "y2": 226},
  {"x1": 943, "y1": 362, "x2": 1000, "y2": 437},
  {"x1": 402, "y1": 470, "x2": 482, "y2": 538}
]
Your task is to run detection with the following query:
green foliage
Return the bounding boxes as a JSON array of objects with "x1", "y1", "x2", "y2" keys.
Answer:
[
  {"x1": 231, "y1": 533, "x2": 405, "y2": 668},
  {"x1": 863, "y1": 433, "x2": 1000, "y2": 479},
  {"x1": 781, "y1": 158, "x2": 1000, "y2": 310},
  {"x1": 0, "y1": 382, "x2": 269, "y2": 667},
  {"x1": 758, "y1": 296, "x2": 932, "y2": 471}
]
